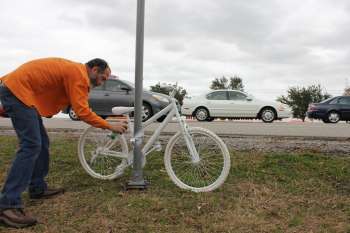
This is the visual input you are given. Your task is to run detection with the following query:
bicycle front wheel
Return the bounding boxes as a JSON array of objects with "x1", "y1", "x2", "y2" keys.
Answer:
[
  {"x1": 164, "y1": 127, "x2": 230, "y2": 192},
  {"x1": 78, "y1": 126, "x2": 129, "y2": 180}
]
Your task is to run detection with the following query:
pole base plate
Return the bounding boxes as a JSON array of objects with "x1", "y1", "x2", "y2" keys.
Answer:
[{"x1": 124, "y1": 180, "x2": 149, "y2": 191}]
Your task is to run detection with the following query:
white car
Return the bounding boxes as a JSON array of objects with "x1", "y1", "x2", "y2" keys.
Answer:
[{"x1": 181, "y1": 89, "x2": 291, "y2": 123}]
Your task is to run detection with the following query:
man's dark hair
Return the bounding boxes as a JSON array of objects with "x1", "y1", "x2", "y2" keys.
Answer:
[{"x1": 86, "y1": 58, "x2": 109, "y2": 72}]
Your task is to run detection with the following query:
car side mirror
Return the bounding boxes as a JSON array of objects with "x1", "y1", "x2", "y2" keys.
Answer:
[
  {"x1": 121, "y1": 87, "x2": 131, "y2": 93},
  {"x1": 246, "y1": 97, "x2": 253, "y2": 101}
]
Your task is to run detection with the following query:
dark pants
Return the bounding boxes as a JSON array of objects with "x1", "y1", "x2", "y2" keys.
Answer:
[{"x1": 0, "y1": 85, "x2": 49, "y2": 209}]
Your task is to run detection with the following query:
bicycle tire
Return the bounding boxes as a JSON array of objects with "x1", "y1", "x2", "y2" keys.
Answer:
[
  {"x1": 78, "y1": 126, "x2": 129, "y2": 180},
  {"x1": 164, "y1": 127, "x2": 230, "y2": 192}
]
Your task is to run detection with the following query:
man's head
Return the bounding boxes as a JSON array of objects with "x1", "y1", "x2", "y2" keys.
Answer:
[{"x1": 86, "y1": 58, "x2": 111, "y2": 87}]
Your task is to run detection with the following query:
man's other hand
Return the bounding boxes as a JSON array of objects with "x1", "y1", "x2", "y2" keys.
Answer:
[{"x1": 109, "y1": 121, "x2": 128, "y2": 134}]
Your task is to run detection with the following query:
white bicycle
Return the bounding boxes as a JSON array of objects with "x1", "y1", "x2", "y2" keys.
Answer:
[{"x1": 78, "y1": 92, "x2": 231, "y2": 192}]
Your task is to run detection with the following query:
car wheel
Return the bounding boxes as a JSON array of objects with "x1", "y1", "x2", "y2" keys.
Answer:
[
  {"x1": 142, "y1": 103, "x2": 153, "y2": 122},
  {"x1": 68, "y1": 107, "x2": 80, "y2": 121},
  {"x1": 322, "y1": 118, "x2": 330, "y2": 123},
  {"x1": 194, "y1": 107, "x2": 209, "y2": 121},
  {"x1": 327, "y1": 111, "x2": 340, "y2": 123},
  {"x1": 260, "y1": 107, "x2": 276, "y2": 123}
]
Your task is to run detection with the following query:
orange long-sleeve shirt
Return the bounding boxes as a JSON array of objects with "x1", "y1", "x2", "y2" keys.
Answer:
[{"x1": 0, "y1": 57, "x2": 111, "y2": 129}]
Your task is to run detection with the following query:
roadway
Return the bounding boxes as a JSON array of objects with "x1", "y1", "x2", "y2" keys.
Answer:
[{"x1": 0, "y1": 117, "x2": 349, "y2": 139}]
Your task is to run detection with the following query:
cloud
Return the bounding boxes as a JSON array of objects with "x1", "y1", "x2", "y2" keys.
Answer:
[{"x1": 1, "y1": 0, "x2": 350, "y2": 100}]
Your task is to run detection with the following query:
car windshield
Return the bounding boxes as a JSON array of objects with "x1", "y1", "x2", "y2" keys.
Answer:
[{"x1": 121, "y1": 79, "x2": 135, "y2": 88}]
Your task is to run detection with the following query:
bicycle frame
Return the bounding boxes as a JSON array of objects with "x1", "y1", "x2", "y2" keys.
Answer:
[{"x1": 128, "y1": 97, "x2": 200, "y2": 162}]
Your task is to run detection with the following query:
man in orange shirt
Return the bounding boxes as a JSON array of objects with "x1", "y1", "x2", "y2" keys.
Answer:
[{"x1": 0, "y1": 58, "x2": 128, "y2": 228}]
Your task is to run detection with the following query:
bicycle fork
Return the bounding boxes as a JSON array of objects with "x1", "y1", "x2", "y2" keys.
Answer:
[{"x1": 177, "y1": 113, "x2": 200, "y2": 164}]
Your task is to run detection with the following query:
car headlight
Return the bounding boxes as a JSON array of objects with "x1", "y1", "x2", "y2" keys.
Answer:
[{"x1": 152, "y1": 94, "x2": 170, "y2": 103}]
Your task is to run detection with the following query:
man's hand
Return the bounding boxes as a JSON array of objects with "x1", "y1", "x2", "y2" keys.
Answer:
[{"x1": 109, "y1": 121, "x2": 128, "y2": 134}]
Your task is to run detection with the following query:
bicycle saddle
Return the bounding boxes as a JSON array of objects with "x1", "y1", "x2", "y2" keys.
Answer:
[{"x1": 112, "y1": 107, "x2": 135, "y2": 115}]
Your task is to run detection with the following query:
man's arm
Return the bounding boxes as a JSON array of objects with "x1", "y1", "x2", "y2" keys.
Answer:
[{"x1": 64, "y1": 68, "x2": 127, "y2": 133}]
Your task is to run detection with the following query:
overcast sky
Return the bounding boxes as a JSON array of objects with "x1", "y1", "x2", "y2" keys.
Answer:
[{"x1": 1, "y1": 0, "x2": 350, "y2": 100}]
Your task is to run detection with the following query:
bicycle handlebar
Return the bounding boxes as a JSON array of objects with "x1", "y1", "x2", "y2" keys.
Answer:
[{"x1": 169, "y1": 89, "x2": 176, "y2": 98}]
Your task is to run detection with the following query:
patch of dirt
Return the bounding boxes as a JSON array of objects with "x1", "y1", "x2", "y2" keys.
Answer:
[{"x1": 221, "y1": 136, "x2": 350, "y2": 156}]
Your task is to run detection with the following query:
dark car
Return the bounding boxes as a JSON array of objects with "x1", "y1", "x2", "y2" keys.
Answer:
[
  {"x1": 62, "y1": 76, "x2": 173, "y2": 121},
  {"x1": 307, "y1": 96, "x2": 350, "y2": 123}
]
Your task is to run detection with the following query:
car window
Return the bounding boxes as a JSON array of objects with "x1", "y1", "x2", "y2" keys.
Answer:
[
  {"x1": 329, "y1": 98, "x2": 339, "y2": 104},
  {"x1": 320, "y1": 97, "x2": 333, "y2": 103},
  {"x1": 92, "y1": 85, "x2": 104, "y2": 91},
  {"x1": 228, "y1": 91, "x2": 247, "y2": 100},
  {"x1": 105, "y1": 80, "x2": 130, "y2": 92},
  {"x1": 338, "y1": 97, "x2": 350, "y2": 105},
  {"x1": 206, "y1": 91, "x2": 227, "y2": 100}
]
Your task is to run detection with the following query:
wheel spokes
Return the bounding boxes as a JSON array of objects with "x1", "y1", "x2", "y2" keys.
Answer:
[{"x1": 170, "y1": 132, "x2": 225, "y2": 188}]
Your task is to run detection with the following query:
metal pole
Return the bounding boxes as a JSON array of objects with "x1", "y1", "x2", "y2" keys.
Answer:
[{"x1": 126, "y1": 0, "x2": 147, "y2": 189}]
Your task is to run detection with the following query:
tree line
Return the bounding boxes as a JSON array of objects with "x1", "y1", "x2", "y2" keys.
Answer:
[{"x1": 149, "y1": 76, "x2": 350, "y2": 121}]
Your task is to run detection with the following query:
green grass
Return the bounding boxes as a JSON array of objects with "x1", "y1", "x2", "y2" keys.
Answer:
[{"x1": 0, "y1": 135, "x2": 349, "y2": 233}]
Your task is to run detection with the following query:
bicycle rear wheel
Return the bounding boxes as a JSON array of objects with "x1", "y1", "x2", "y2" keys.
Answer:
[
  {"x1": 78, "y1": 126, "x2": 129, "y2": 180},
  {"x1": 164, "y1": 127, "x2": 230, "y2": 192}
]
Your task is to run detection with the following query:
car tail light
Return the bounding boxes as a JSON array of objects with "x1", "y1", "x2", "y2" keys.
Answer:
[
  {"x1": 0, "y1": 106, "x2": 7, "y2": 117},
  {"x1": 308, "y1": 104, "x2": 317, "y2": 111}
]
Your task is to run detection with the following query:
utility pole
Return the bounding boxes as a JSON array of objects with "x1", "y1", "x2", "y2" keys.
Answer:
[{"x1": 126, "y1": 0, "x2": 147, "y2": 190}]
